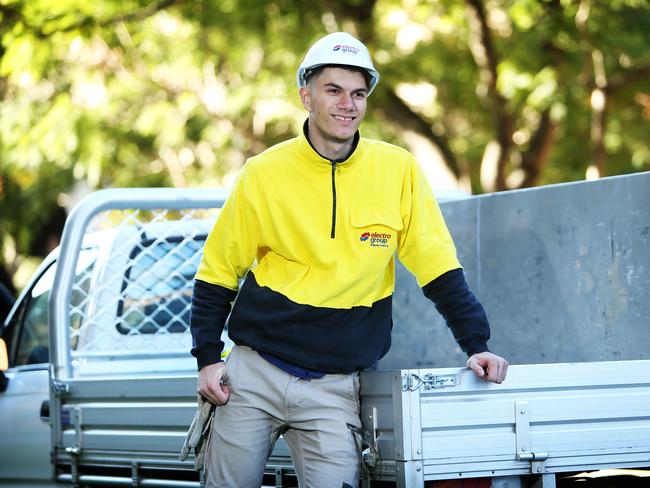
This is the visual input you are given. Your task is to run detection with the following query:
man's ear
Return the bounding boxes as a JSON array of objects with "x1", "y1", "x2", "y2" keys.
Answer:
[{"x1": 299, "y1": 86, "x2": 311, "y2": 111}]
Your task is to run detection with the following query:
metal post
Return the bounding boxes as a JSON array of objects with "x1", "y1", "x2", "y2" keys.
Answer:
[{"x1": 532, "y1": 473, "x2": 556, "y2": 488}]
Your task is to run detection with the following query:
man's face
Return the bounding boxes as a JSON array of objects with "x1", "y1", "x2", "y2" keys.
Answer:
[{"x1": 300, "y1": 67, "x2": 368, "y2": 145}]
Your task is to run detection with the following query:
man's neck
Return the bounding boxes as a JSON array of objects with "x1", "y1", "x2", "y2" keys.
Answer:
[{"x1": 306, "y1": 121, "x2": 356, "y2": 161}]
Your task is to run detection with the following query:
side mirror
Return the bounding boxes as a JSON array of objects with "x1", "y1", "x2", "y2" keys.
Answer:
[{"x1": 0, "y1": 338, "x2": 8, "y2": 392}]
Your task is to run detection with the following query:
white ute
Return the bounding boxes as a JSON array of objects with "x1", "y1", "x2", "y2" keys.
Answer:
[{"x1": 1, "y1": 173, "x2": 649, "y2": 488}]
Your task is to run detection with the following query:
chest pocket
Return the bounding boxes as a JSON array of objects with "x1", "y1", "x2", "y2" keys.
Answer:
[{"x1": 351, "y1": 208, "x2": 403, "y2": 250}]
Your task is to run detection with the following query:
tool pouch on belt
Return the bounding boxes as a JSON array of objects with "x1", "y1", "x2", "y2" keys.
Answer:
[{"x1": 179, "y1": 395, "x2": 216, "y2": 471}]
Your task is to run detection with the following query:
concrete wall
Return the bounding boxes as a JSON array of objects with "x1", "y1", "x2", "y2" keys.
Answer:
[{"x1": 382, "y1": 172, "x2": 650, "y2": 369}]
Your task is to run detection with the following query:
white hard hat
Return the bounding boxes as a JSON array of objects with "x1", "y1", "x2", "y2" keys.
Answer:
[{"x1": 297, "y1": 32, "x2": 380, "y2": 95}]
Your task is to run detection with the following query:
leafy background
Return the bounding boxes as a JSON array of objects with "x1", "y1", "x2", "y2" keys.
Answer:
[{"x1": 1, "y1": 0, "x2": 649, "y2": 293}]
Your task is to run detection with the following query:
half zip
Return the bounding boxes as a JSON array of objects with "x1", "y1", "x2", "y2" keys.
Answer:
[
  {"x1": 330, "y1": 161, "x2": 337, "y2": 238},
  {"x1": 299, "y1": 120, "x2": 360, "y2": 239}
]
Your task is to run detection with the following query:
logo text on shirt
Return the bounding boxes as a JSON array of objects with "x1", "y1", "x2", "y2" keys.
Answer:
[{"x1": 360, "y1": 231, "x2": 392, "y2": 248}]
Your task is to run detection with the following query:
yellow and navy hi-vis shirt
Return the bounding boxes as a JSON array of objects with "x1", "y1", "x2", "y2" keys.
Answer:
[{"x1": 194, "y1": 129, "x2": 465, "y2": 373}]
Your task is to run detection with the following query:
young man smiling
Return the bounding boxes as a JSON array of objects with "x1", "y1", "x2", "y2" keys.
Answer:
[
  {"x1": 300, "y1": 66, "x2": 368, "y2": 159},
  {"x1": 190, "y1": 32, "x2": 508, "y2": 487}
]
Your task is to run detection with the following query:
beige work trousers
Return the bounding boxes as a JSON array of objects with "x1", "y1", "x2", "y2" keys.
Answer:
[{"x1": 204, "y1": 345, "x2": 362, "y2": 488}]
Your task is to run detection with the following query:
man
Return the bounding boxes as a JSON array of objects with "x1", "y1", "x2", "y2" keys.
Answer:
[{"x1": 190, "y1": 32, "x2": 508, "y2": 487}]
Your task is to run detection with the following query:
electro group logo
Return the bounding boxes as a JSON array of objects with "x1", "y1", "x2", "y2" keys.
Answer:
[
  {"x1": 333, "y1": 44, "x2": 360, "y2": 55},
  {"x1": 360, "y1": 231, "x2": 392, "y2": 248}
]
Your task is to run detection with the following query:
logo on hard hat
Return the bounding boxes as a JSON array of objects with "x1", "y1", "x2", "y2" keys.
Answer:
[{"x1": 333, "y1": 44, "x2": 359, "y2": 55}]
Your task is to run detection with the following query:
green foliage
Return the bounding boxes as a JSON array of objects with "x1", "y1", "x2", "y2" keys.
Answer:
[{"x1": 0, "y1": 0, "x2": 649, "y2": 288}]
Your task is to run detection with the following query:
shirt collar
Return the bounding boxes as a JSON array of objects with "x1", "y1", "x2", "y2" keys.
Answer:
[{"x1": 300, "y1": 119, "x2": 362, "y2": 165}]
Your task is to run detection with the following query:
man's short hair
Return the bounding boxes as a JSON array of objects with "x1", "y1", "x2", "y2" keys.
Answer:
[{"x1": 304, "y1": 64, "x2": 372, "y2": 90}]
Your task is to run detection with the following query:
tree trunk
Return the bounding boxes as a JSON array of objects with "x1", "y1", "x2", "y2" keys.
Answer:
[
  {"x1": 520, "y1": 109, "x2": 557, "y2": 188},
  {"x1": 465, "y1": 0, "x2": 514, "y2": 191}
]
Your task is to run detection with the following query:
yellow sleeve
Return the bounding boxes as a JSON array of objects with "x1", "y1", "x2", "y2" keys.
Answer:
[
  {"x1": 397, "y1": 156, "x2": 462, "y2": 286},
  {"x1": 195, "y1": 166, "x2": 260, "y2": 290}
]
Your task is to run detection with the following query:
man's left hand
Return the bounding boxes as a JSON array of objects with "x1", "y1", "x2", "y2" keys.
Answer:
[{"x1": 467, "y1": 351, "x2": 508, "y2": 384}]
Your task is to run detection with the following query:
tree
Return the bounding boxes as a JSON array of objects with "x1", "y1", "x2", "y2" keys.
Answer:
[{"x1": 1, "y1": 0, "x2": 649, "y2": 290}]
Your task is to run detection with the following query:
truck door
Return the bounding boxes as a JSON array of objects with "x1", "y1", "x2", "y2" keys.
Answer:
[
  {"x1": 0, "y1": 249, "x2": 96, "y2": 486},
  {"x1": 0, "y1": 260, "x2": 56, "y2": 485}
]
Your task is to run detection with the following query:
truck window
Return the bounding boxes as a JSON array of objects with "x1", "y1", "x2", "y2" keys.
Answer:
[
  {"x1": 116, "y1": 235, "x2": 206, "y2": 335},
  {"x1": 10, "y1": 249, "x2": 97, "y2": 367},
  {"x1": 13, "y1": 264, "x2": 56, "y2": 366}
]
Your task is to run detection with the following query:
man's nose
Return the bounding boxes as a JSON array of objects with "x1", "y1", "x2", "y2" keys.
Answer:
[{"x1": 338, "y1": 92, "x2": 355, "y2": 110}]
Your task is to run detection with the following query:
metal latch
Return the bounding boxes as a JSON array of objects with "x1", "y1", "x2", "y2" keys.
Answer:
[
  {"x1": 61, "y1": 407, "x2": 83, "y2": 482},
  {"x1": 515, "y1": 401, "x2": 549, "y2": 474},
  {"x1": 520, "y1": 451, "x2": 550, "y2": 474},
  {"x1": 51, "y1": 380, "x2": 70, "y2": 395},
  {"x1": 403, "y1": 373, "x2": 460, "y2": 391}
]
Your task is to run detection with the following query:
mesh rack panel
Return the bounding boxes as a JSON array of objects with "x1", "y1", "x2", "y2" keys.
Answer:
[{"x1": 67, "y1": 207, "x2": 218, "y2": 359}]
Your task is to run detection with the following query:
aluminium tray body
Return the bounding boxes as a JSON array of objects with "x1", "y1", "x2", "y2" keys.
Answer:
[{"x1": 360, "y1": 360, "x2": 650, "y2": 487}]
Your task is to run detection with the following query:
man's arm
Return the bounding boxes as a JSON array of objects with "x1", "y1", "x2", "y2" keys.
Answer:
[
  {"x1": 190, "y1": 279, "x2": 238, "y2": 404},
  {"x1": 423, "y1": 268, "x2": 508, "y2": 384},
  {"x1": 190, "y1": 165, "x2": 260, "y2": 404}
]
